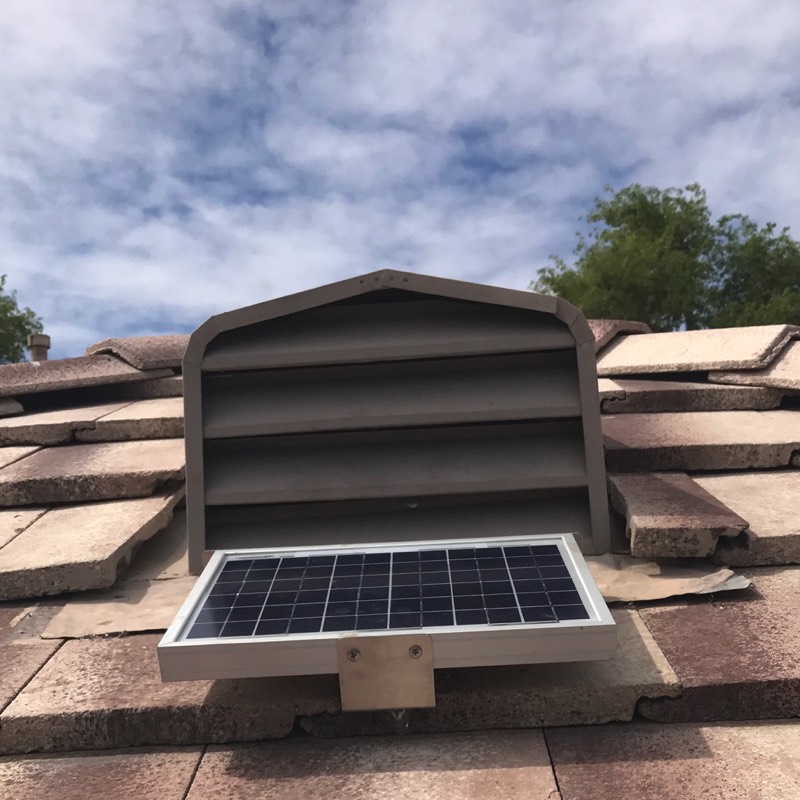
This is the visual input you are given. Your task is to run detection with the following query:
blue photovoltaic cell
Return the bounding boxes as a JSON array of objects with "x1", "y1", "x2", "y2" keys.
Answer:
[{"x1": 185, "y1": 544, "x2": 590, "y2": 640}]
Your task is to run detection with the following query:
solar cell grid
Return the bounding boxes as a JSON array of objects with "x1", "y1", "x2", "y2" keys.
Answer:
[{"x1": 185, "y1": 543, "x2": 590, "y2": 640}]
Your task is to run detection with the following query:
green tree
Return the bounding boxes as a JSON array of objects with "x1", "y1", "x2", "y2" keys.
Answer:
[
  {"x1": 0, "y1": 275, "x2": 44, "y2": 363},
  {"x1": 707, "y1": 215, "x2": 800, "y2": 328},
  {"x1": 532, "y1": 183, "x2": 800, "y2": 331}
]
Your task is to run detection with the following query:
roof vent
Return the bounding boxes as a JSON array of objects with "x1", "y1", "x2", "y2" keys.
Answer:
[
  {"x1": 27, "y1": 333, "x2": 50, "y2": 362},
  {"x1": 159, "y1": 270, "x2": 615, "y2": 707}
]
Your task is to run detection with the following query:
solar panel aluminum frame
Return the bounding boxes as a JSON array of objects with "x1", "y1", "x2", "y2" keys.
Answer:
[{"x1": 158, "y1": 533, "x2": 616, "y2": 682}]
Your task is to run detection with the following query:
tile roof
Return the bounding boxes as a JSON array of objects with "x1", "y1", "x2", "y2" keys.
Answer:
[
  {"x1": 299, "y1": 609, "x2": 680, "y2": 738},
  {"x1": 597, "y1": 323, "x2": 800, "y2": 563},
  {"x1": 0, "y1": 490, "x2": 184, "y2": 601},
  {"x1": 0, "y1": 747, "x2": 202, "y2": 800},
  {"x1": 77, "y1": 397, "x2": 184, "y2": 441},
  {"x1": 0, "y1": 609, "x2": 678, "y2": 754},
  {"x1": 0, "y1": 319, "x2": 798, "y2": 789},
  {"x1": 603, "y1": 409, "x2": 800, "y2": 471},
  {"x1": 0, "y1": 603, "x2": 61, "y2": 714},
  {"x1": 0, "y1": 446, "x2": 39, "y2": 470},
  {"x1": 188, "y1": 731, "x2": 559, "y2": 799},
  {"x1": 0, "y1": 508, "x2": 47, "y2": 549},
  {"x1": 0, "y1": 355, "x2": 173, "y2": 398},
  {"x1": 4, "y1": 723, "x2": 800, "y2": 800},
  {"x1": 85, "y1": 334, "x2": 190, "y2": 371},
  {"x1": 0, "y1": 402, "x2": 131, "y2": 446},
  {"x1": 0, "y1": 439, "x2": 185, "y2": 506},
  {"x1": 597, "y1": 324, "x2": 799, "y2": 375},
  {"x1": 547, "y1": 720, "x2": 800, "y2": 800},
  {"x1": 110, "y1": 375, "x2": 184, "y2": 399},
  {"x1": 637, "y1": 567, "x2": 800, "y2": 722},
  {"x1": 0, "y1": 633, "x2": 340, "y2": 753},
  {"x1": 608, "y1": 472, "x2": 748, "y2": 558},
  {"x1": 710, "y1": 337, "x2": 800, "y2": 391},
  {"x1": 599, "y1": 378, "x2": 783, "y2": 413},
  {"x1": 586, "y1": 318, "x2": 651, "y2": 352},
  {"x1": 693, "y1": 472, "x2": 800, "y2": 565}
]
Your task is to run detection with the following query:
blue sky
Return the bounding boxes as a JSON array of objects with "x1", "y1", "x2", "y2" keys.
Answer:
[{"x1": 3, "y1": 0, "x2": 800, "y2": 358}]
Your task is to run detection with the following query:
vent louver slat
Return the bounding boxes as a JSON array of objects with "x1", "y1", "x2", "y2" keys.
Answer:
[
  {"x1": 203, "y1": 422, "x2": 588, "y2": 507},
  {"x1": 202, "y1": 351, "x2": 582, "y2": 438},
  {"x1": 204, "y1": 489, "x2": 593, "y2": 552},
  {"x1": 202, "y1": 298, "x2": 575, "y2": 370}
]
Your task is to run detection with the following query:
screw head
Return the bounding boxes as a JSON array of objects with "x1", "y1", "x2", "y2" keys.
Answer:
[
  {"x1": 408, "y1": 644, "x2": 423, "y2": 659},
  {"x1": 346, "y1": 648, "x2": 361, "y2": 662}
]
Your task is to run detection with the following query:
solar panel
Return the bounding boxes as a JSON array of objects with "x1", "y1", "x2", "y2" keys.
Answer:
[
  {"x1": 159, "y1": 534, "x2": 616, "y2": 682},
  {"x1": 185, "y1": 542, "x2": 589, "y2": 641}
]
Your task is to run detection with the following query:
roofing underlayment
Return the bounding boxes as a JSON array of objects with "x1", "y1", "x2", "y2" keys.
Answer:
[{"x1": 0, "y1": 324, "x2": 799, "y2": 798}]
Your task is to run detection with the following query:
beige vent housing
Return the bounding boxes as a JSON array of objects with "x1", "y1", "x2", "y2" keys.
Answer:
[{"x1": 183, "y1": 269, "x2": 610, "y2": 574}]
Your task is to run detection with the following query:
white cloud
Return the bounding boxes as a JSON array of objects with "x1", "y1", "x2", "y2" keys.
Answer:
[{"x1": 1, "y1": 0, "x2": 799, "y2": 356}]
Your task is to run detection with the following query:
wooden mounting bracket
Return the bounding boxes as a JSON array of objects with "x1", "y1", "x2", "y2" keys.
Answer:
[{"x1": 336, "y1": 633, "x2": 436, "y2": 712}]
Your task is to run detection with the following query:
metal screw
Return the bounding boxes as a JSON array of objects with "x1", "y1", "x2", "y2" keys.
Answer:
[
  {"x1": 408, "y1": 644, "x2": 423, "y2": 659},
  {"x1": 346, "y1": 648, "x2": 361, "y2": 662}
]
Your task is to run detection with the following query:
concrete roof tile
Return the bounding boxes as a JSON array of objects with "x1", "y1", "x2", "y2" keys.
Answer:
[
  {"x1": 301, "y1": 609, "x2": 678, "y2": 737},
  {"x1": 0, "y1": 747, "x2": 202, "y2": 800},
  {"x1": 0, "y1": 403, "x2": 129, "y2": 446},
  {"x1": 601, "y1": 379, "x2": 783, "y2": 414},
  {"x1": 0, "y1": 639, "x2": 62, "y2": 715},
  {"x1": 597, "y1": 324, "x2": 799, "y2": 376},
  {"x1": 187, "y1": 731, "x2": 558, "y2": 800},
  {"x1": 86, "y1": 335, "x2": 190, "y2": 370},
  {"x1": 710, "y1": 338, "x2": 800, "y2": 391},
  {"x1": 547, "y1": 720, "x2": 800, "y2": 800},
  {"x1": 0, "y1": 489, "x2": 184, "y2": 601},
  {"x1": 597, "y1": 377, "x2": 626, "y2": 402},
  {"x1": 111, "y1": 375, "x2": 183, "y2": 400},
  {"x1": 0, "y1": 610, "x2": 678, "y2": 754},
  {"x1": 0, "y1": 446, "x2": 39, "y2": 470},
  {"x1": 0, "y1": 603, "x2": 35, "y2": 643},
  {"x1": 0, "y1": 602, "x2": 62, "y2": 713},
  {"x1": 608, "y1": 472, "x2": 748, "y2": 558},
  {"x1": 123, "y1": 507, "x2": 188, "y2": 581},
  {"x1": 0, "y1": 633, "x2": 339, "y2": 753},
  {"x1": 0, "y1": 439, "x2": 185, "y2": 507},
  {"x1": 77, "y1": 398, "x2": 184, "y2": 443},
  {"x1": 0, "y1": 508, "x2": 47, "y2": 549},
  {"x1": 0, "y1": 355, "x2": 173, "y2": 398},
  {"x1": 638, "y1": 566, "x2": 800, "y2": 722},
  {"x1": 588, "y1": 319, "x2": 651, "y2": 353},
  {"x1": 695, "y1": 471, "x2": 800, "y2": 566},
  {"x1": 603, "y1": 410, "x2": 800, "y2": 471}
]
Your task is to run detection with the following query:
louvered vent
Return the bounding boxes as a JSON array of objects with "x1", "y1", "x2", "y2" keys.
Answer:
[{"x1": 183, "y1": 270, "x2": 610, "y2": 574}]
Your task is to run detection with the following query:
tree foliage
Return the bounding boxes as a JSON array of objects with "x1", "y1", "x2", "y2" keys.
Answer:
[
  {"x1": 0, "y1": 275, "x2": 43, "y2": 363},
  {"x1": 532, "y1": 184, "x2": 800, "y2": 331}
]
